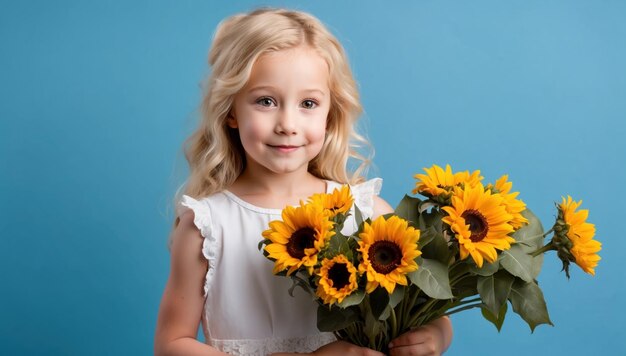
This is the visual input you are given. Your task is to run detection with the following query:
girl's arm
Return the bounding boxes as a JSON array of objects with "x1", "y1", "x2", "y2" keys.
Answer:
[
  {"x1": 373, "y1": 196, "x2": 453, "y2": 356},
  {"x1": 154, "y1": 211, "x2": 228, "y2": 356},
  {"x1": 372, "y1": 195, "x2": 394, "y2": 219}
]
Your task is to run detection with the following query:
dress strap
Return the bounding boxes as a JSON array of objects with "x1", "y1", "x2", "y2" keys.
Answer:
[{"x1": 351, "y1": 178, "x2": 383, "y2": 219}]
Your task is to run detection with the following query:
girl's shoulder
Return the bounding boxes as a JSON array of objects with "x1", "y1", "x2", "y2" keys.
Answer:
[
  {"x1": 176, "y1": 191, "x2": 227, "y2": 214},
  {"x1": 175, "y1": 192, "x2": 230, "y2": 234}
]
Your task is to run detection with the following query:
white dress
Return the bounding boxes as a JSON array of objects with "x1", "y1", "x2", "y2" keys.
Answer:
[{"x1": 176, "y1": 178, "x2": 383, "y2": 356}]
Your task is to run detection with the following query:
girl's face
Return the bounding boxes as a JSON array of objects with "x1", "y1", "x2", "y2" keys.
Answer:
[{"x1": 229, "y1": 46, "x2": 331, "y2": 177}]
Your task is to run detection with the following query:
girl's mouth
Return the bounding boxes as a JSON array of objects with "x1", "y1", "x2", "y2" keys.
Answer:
[{"x1": 269, "y1": 144, "x2": 300, "y2": 153}]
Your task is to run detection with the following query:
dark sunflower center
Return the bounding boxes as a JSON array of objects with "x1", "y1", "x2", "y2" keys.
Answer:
[
  {"x1": 462, "y1": 209, "x2": 489, "y2": 242},
  {"x1": 287, "y1": 227, "x2": 316, "y2": 259},
  {"x1": 368, "y1": 241, "x2": 403, "y2": 275},
  {"x1": 328, "y1": 263, "x2": 350, "y2": 289}
]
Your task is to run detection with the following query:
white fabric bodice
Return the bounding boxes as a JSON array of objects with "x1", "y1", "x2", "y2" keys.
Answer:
[{"x1": 176, "y1": 178, "x2": 382, "y2": 355}]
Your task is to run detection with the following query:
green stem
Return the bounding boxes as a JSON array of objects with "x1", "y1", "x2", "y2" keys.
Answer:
[
  {"x1": 444, "y1": 302, "x2": 483, "y2": 316},
  {"x1": 531, "y1": 241, "x2": 556, "y2": 257},
  {"x1": 389, "y1": 307, "x2": 398, "y2": 339},
  {"x1": 415, "y1": 296, "x2": 482, "y2": 327},
  {"x1": 448, "y1": 260, "x2": 475, "y2": 286},
  {"x1": 398, "y1": 294, "x2": 410, "y2": 329},
  {"x1": 403, "y1": 266, "x2": 473, "y2": 328},
  {"x1": 448, "y1": 260, "x2": 467, "y2": 275},
  {"x1": 407, "y1": 285, "x2": 420, "y2": 308},
  {"x1": 455, "y1": 297, "x2": 481, "y2": 306},
  {"x1": 449, "y1": 271, "x2": 473, "y2": 286},
  {"x1": 414, "y1": 300, "x2": 448, "y2": 326},
  {"x1": 396, "y1": 290, "x2": 408, "y2": 331},
  {"x1": 368, "y1": 329, "x2": 376, "y2": 350},
  {"x1": 406, "y1": 297, "x2": 438, "y2": 327},
  {"x1": 399, "y1": 286, "x2": 420, "y2": 330}
]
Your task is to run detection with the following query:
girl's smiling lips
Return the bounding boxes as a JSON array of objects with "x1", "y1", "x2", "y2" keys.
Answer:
[{"x1": 268, "y1": 144, "x2": 301, "y2": 153}]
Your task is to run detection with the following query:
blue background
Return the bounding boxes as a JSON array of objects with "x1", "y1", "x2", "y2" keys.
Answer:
[{"x1": 1, "y1": 0, "x2": 624, "y2": 355}]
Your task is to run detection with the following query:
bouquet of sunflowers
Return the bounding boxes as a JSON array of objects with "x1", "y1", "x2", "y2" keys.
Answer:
[{"x1": 259, "y1": 164, "x2": 601, "y2": 352}]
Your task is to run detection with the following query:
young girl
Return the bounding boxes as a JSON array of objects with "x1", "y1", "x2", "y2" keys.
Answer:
[{"x1": 155, "y1": 8, "x2": 452, "y2": 356}]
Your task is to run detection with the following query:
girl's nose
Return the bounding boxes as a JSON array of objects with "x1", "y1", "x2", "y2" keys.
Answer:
[{"x1": 275, "y1": 108, "x2": 297, "y2": 135}]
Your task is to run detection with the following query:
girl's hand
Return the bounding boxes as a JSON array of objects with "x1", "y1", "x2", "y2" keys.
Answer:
[
  {"x1": 312, "y1": 340, "x2": 385, "y2": 356},
  {"x1": 388, "y1": 317, "x2": 452, "y2": 356}
]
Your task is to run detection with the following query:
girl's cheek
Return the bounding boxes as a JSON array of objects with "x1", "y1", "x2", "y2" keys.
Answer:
[{"x1": 310, "y1": 131, "x2": 327, "y2": 147}]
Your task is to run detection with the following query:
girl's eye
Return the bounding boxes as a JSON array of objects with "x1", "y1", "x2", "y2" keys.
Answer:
[
  {"x1": 256, "y1": 97, "x2": 276, "y2": 107},
  {"x1": 301, "y1": 99, "x2": 318, "y2": 109}
]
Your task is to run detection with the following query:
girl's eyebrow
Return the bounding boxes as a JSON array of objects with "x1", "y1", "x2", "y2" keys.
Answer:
[
  {"x1": 301, "y1": 89, "x2": 327, "y2": 97},
  {"x1": 248, "y1": 85, "x2": 276, "y2": 93},
  {"x1": 247, "y1": 86, "x2": 326, "y2": 96}
]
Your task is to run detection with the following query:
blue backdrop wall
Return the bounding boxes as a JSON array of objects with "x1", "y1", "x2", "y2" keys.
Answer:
[{"x1": 1, "y1": 1, "x2": 624, "y2": 355}]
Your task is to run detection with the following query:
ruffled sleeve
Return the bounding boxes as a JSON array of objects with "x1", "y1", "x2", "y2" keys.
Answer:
[
  {"x1": 177, "y1": 195, "x2": 218, "y2": 297},
  {"x1": 351, "y1": 178, "x2": 383, "y2": 219}
]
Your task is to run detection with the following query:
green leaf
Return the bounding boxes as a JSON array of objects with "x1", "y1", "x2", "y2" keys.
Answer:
[
  {"x1": 332, "y1": 213, "x2": 348, "y2": 232},
  {"x1": 408, "y1": 258, "x2": 453, "y2": 299},
  {"x1": 508, "y1": 279, "x2": 553, "y2": 332},
  {"x1": 513, "y1": 209, "x2": 545, "y2": 250},
  {"x1": 451, "y1": 275, "x2": 478, "y2": 297},
  {"x1": 363, "y1": 306, "x2": 385, "y2": 341},
  {"x1": 325, "y1": 233, "x2": 352, "y2": 258},
  {"x1": 512, "y1": 209, "x2": 545, "y2": 279},
  {"x1": 500, "y1": 244, "x2": 534, "y2": 283},
  {"x1": 419, "y1": 229, "x2": 449, "y2": 263},
  {"x1": 288, "y1": 274, "x2": 314, "y2": 297},
  {"x1": 419, "y1": 207, "x2": 444, "y2": 233},
  {"x1": 258, "y1": 238, "x2": 268, "y2": 251},
  {"x1": 481, "y1": 303, "x2": 507, "y2": 332},
  {"x1": 378, "y1": 305, "x2": 392, "y2": 321},
  {"x1": 417, "y1": 226, "x2": 436, "y2": 248},
  {"x1": 354, "y1": 205, "x2": 364, "y2": 228},
  {"x1": 338, "y1": 290, "x2": 366, "y2": 308},
  {"x1": 418, "y1": 200, "x2": 438, "y2": 213},
  {"x1": 389, "y1": 286, "x2": 405, "y2": 308},
  {"x1": 477, "y1": 271, "x2": 514, "y2": 316},
  {"x1": 317, "y1": 305, "x2": 359, "y2": 332},
  {"x1": 394, "y1": 195, "x2": 422, "y2": 222},
  {"x1": 470, "y1": 260, "x2": 499, "y2": 276},
  {"x1": 368, "y1": 287, "x2": 390, "y2": 320}
]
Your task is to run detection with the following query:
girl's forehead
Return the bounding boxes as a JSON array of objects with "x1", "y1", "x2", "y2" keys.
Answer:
[
  {"x1": 245, "y1": 46, "x2": 330, "y2": 92},
  {"x1": 255, "y1": 46, "x2": 327, "y2": 69}
]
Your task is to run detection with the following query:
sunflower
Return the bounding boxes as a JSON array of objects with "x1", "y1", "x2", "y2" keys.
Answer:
[
  {"x1": 456, "y1": 169, "x2": 484, "y2": 188},
  {"x1": 413, "y1": 164, "x2": 483, "y2": 198},
  {"x1": 309, "y1": 185, "x2": 354, "y2": 217},
  {"x1": 358, "y1": 215, "x2": 421, "y2": 294},
  {"x1": 316, "y1": 255, "x2": 359, "y2": 305},
  {"x1": 442, "y1": 183, "x2": 515, "y2": 268},
  {"x1": 556, "y1": 196, "x2": 601, "y2": 275},
  {"x1": 488, "y1": 175, "x2": 529, "y2": 229},
  {"x1": 263, "y1": 202, "x2": 335, "y2": 275}
]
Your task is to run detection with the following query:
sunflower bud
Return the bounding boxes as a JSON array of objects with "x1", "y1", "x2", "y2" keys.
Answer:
[
  {"x1": 432, "y1": 192, "x2": 452, "y2": 205},
  {"x1": 548, "y1": 197, "x2": 601, "y2": 277},
  {"x1": 550, "y1": 219, "x2": 576, "y2": 278},
  {"x1": 556, "y1": 245, "x2": 576, "y2": 279}
]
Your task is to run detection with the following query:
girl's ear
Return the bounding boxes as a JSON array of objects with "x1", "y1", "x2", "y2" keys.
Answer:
[{"x1": 226, "y1": 113, "x2": 238, "y2": 129}]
